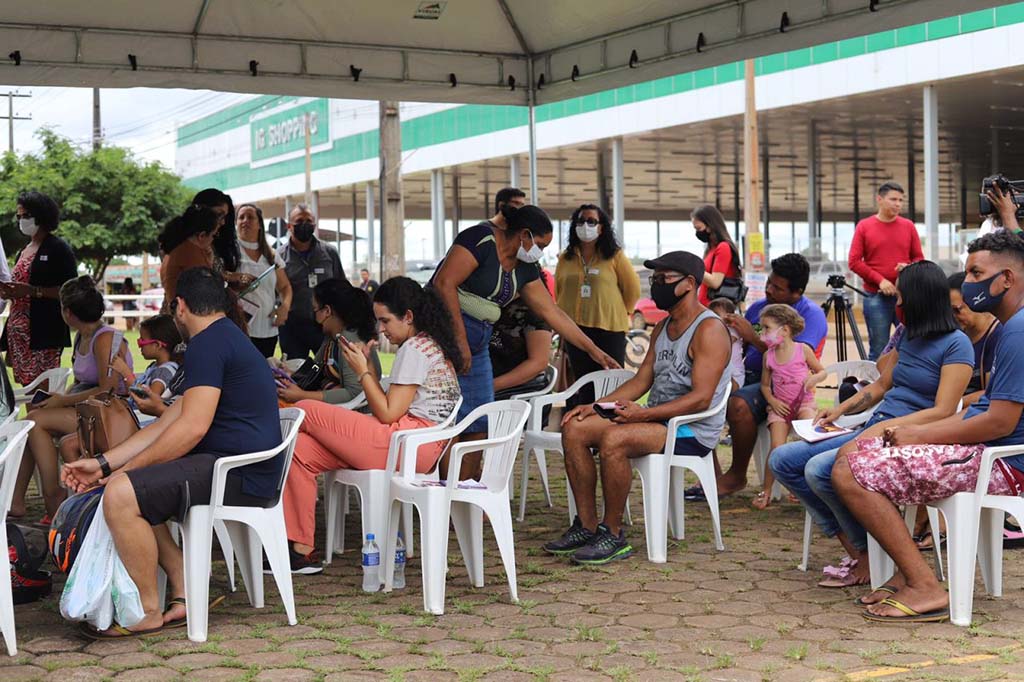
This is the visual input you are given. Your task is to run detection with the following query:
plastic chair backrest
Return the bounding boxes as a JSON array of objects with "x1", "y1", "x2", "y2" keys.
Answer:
[
  {"x1": 267, "y1": 407, "x2": 305, "y2": 507},
  {"x1": 825, "y1": 360, "x2": 879, "y2": 407},
  {"x1": 474, "y1": 400, "x2": 530, "y2": 491},
  {"x1": 0, "y1": 421, "x2": 33, "y2": 516}
]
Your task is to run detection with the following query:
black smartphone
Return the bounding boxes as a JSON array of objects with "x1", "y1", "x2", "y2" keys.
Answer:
[
  {"x1": 129, "y1": 386, "x2": 149, "y2": 399},
  {"x1": 31, "y1": 390, "x2": 51, "y2": 405},
  {"x1": 592, "y1": 402, "x2": 620, "y2": 419}
]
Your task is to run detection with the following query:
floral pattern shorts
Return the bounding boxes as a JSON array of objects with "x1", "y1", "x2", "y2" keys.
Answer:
[{"x1": 845, "y1": 436, "x2": 1015, "y2": 506}]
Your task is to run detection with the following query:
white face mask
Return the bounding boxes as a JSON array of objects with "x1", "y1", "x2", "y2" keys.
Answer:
[
  {"x1": 575, "y1": 222, "x2": 600, "y2": 243},
  {"x1": 18, "y1": 217, "x2": 38, "y2": 237},
  {"x1": 517, "y1": 244, "x2": 543, "y2": 264},
  {"x1": 238, "y1": 238, "x2": 260, "y2": 250}
]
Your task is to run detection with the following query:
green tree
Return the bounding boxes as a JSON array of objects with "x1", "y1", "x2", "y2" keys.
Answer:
[{"x1": 0, "y1": 129, "x2": 192, "y2": 279}]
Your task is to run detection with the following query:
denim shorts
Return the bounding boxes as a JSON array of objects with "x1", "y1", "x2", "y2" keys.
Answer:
[{"x1": 456, "y1": 312, "x2": 494, "y2": 434}]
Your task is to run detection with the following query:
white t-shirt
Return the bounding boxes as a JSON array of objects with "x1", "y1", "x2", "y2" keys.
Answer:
[
  {"x1": 239, "y1": 247, "x2": 286, "y2": 340},
  {"x1": 388, "y1": 333, "x2": 460, "y2": 424}
]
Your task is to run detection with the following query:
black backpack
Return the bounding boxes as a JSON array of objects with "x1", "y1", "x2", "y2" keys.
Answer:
[
  {"x1": 8, "y1": 523, "x2": 51, "y2": 605},
  {"x1": 48, "y1": 487, "x2": 104, "y2": 574}
]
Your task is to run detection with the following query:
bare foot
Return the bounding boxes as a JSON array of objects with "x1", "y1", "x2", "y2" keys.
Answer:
[
  {"x1": 163, "y1": 598, "x2": 186, "y2": 625},
  {"x1": 752, "y1": 491, "x2": 771, "y2": 510},
  {"x1": 93, "y1": 611, "x2": 165, "y2": 637},
  {"x1": 717, "y1": 472, "x2": 748, "y2": 496},
  {"x1": 849, "y1": 555, "x2": 871, "y2": 586},
  {"x1": 865, "y1": 582, "x2": 948, "y2": 618}
]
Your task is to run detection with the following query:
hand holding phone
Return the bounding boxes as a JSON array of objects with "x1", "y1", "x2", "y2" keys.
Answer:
[
  {"x1": 31, "y1": 390, "x2": 52, "y2": 405},
  {"x1": 592, "y1": 401, "x2": 620, "y2": 419},
  {"x1": 129, "y1": 386, "x2": 150, "y2": 399}
]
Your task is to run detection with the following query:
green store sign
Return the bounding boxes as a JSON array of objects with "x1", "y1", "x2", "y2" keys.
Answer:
[{"x1": 251, "y1": 99, "x2": 330, "y2": 164}]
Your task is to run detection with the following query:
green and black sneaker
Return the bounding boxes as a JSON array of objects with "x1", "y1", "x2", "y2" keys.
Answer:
[
  {"x1": 543, "y1": 516, "x2": 595, "y2": 555},
  {"x1": 570, "y1": 524, "x2": 633, "y2": 566}
]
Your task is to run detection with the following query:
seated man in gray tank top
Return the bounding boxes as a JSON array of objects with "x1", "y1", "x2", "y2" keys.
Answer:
[{"x1": 543, "y1": 251, "x2": 732, "y2": 566}]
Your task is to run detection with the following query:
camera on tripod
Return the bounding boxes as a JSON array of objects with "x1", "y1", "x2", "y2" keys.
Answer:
[
  {"x1": 979, "y1": 174, "x2": 1024, "y2": 218},
  {"x1": 827, "y1": 274, "x2": 847, "y2": 290}
]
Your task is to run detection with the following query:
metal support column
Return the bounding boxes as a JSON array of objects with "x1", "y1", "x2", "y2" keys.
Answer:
[
  {"x1": 527, "y1": 61, "x2": 539, "y2": 202},
  {"x1": 431, "y1": 169, "x2": 445, "y2": 260},
  {"x1": 451, "y1": 168, "x2": 462, "y2": 241},
  {"x1": 807, "y1": 121, "x2": 819, "y2": 257},
  {"x1": 365, "y1": 183, "x2": 376, "y2": 278},
  {"x1": 923, "y1": 85, "x2": 940, "y2": 261},
  {"x1": 351, "y1": 188, "x2": 358, "y2": 275},
  {"x1": 510, "y1": 156, "x2": 521, "y2": 188},
  {"x1": 762, "y1": 143, "x2": 770, "y2": 249},
  {"x1": 907, "y1": 125, "x2": 916, "y2": 223},
  {"x1": 655, "y1": 220, "x2": 662, "y2": 256},
  {"x1": 991, "y1": 128, "x2": 999, "y2": 174},
  {"x1": 612, "y1": 137, "x2": 625, "y2": 241},
  {"x1": 733, "y1": 143, "x2": 741, "y2": 240}
]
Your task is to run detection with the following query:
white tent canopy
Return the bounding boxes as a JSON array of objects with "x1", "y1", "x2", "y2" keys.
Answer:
[{"x1": 0, "y1": 0, "x2": 1010, "y2": 106}]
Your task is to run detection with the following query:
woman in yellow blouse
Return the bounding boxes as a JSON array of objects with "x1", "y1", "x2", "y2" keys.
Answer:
[{"x1": 555, "y1": 204, "x2": 641, "y2": 405}]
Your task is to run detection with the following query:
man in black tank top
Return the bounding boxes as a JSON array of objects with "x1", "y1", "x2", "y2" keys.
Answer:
[{"x1": 543, "y1": 252, "x2": 731, "y2": 565}]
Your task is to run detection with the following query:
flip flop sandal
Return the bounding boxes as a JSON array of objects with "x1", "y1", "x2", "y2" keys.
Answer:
[
  {"x1": 163, "y1": 594, "x2": 227, "y2": 629},
  {"x1": 862, "y1": 597, "x2": 949, "y2": 623},
  {"x1": 78, "y1": 621, "x2": 167, "y2": 640},
  {"x1": 683, "y1": 485, "x2": 706, "y2": 502},
  {"x1": 854, "y1": 583, "x2": 898, "y2": 606},
  {"x1": 918, "y1": 531, "x2": 946, "y2": 552}
]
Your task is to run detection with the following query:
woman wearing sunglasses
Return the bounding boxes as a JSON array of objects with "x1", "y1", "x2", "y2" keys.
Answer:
[{"x1": 555, "y1": 203, "x2": 640, "y2": 405}]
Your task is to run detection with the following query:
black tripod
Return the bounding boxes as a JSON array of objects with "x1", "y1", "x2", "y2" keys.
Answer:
[{"x1": 821, "y1": 277, "x2": 867, "y2": 362}]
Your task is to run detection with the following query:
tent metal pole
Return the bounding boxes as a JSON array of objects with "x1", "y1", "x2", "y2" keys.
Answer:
[
  {"x1": 612, "y1": 136, "x2": 624, "y2": 242},
  {"x1": 923, "y1": 85, "x2": 939, "y2": 261},
  {"x1": 510, "y1": 156, "x2": 521, "y2": 188}
]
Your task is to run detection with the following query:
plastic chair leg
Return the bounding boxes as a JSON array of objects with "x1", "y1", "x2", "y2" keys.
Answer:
[
  {"x1": 324, "y1": 481, "x2": 339, "y2": 563},
  {"x1": 517, "y1": 448, "x2": 532, "y2": 522},
  {"x1": 483, "y1": 499, "x2": 519, "y2": 603},
  {"x1": 566, "y1": 475, "x2": 577, "y2": 524},
  {"x1": 451, "y1": 502, "x2": 485, "y2": 588},
  {"x1": 419, "y1": 496, "x2": 452, "y2": 615},
  {"x1": 798, "y1": 511, "x2": 812, "y2": 571},
  {"x1": 935, "y1": 495, "x2": 979, "y2": 626},
  {"x1": 213, "y1": 520, "x2": 236, "y2": 592},
  {"x1": 667, "y1": 467, "x2": 685, "y2": 540},
  {"x1": 978, "y1": 506, "x2": 1004, "y2": 597},
  {"x1": 224, "y1": 521, "x2": 264, "y2": 608},
  {"x1": 182, "y1": 506, "x2": 215, "y2": 643},
  {"x1": 690, "y1": 457, "x2": 725, "y2": 551},
  {"x1": 866, "y1": 532, "x2": 895, "y2": 590},
  {"x1": 402, "y1": 502, "x2": 415, "y2": 559},
  {"x1": 636, "y1": 459, "x2": 668, "y2": 563},
  {"x1": 0, "y1": 522, "x2": 15, "y2": 656},
  {"x1": 535, "y1": 449, "x2": 552, "y2": 507},
  {"x1": 926, "y1": 506, "x2": 945, "y2": 581},
  {"x1": 260, "y1": 511, "x2": 297, "y2": 626}
]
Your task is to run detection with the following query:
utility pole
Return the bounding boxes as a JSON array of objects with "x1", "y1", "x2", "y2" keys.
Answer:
[
  {"x1": 379, "y1": 101, "x2": 405, "y2": 278},
  {"x1": 92, "y1": 88, "x2": 102, "y2": 150},
  {"x1": 2, "y1": 92, "x2": 31, "y2": 153}
]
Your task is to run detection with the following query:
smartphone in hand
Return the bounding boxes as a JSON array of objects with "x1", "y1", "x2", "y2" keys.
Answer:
[
  {"x1": 31, "y1": 390, "x2": 52, "y2": 405},
  {"x1": 129, "y1": 386, "x2": 149, "y2": 399},
  {"x1": 592, "y1": 402, "x2": 620, "y2": 419}
]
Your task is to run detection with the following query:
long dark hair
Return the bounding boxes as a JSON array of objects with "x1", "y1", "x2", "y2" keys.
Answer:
[
  {"x1": 237, "y1": 203, "x2": 275, "y2": 263},
  {"x1": 375, "y1": 277, "x2": 463, "y2": 370},
  {"x1": 562, "y1": 203, "x2": 620, "y2": 261},
  {"x1": 139, "y1": 314, "x2": 184, "y2": 363},
  {"x1": 313, "y1": 279, "x2": 376, "y2": 343},
  {"x1": 897, "y1": 260, "x2": 958, "y2": 340},
  {"x1": 193, "y1": 188, "x2": 239, "y2": 272},
  {"x1": 692, "y1": 204, "x2": 741, "y2": 273},
  {"x1": 157, "y1": 204, "x2": 219, "y2": 254}
]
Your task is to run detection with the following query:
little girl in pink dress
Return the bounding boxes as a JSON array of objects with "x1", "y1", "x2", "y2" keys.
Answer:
[{"x1": 756, "y1": 304, "x2": 827, "y2": 509}]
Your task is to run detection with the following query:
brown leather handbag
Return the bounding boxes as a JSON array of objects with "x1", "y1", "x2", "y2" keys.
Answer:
[{"x1": 75, "y1": 330, "x2": 140, "y2": 458}]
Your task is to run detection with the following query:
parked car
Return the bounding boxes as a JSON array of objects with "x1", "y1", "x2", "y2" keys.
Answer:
[{"x1": 632, "y1": 298, "x2": 667, "y2": 329}]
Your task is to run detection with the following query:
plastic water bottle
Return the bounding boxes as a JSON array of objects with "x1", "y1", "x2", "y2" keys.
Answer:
[
  {"x1": 361, "y1": 533, "x2": 380, "y2": 592},
  {"x1": 393, "y1": 532, "x2": 407, "y2": 589}
]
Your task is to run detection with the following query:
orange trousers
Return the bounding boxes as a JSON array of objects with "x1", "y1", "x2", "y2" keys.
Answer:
[{"x1": 282, "y1": 399, "x2": 441, "y2": 547}]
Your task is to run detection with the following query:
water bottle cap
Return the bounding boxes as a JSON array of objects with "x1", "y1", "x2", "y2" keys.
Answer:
[{"x1": 366, "y1": 533, "x2": 375, "y2": 540}]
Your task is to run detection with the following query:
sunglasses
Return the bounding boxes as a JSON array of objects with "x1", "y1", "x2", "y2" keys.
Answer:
[
  {"x1": 137, "y1": 338, "x2": 167, "y2": 349},
  {"x1": 577, "y1": 218, "x2": 600, "y2": 226}
]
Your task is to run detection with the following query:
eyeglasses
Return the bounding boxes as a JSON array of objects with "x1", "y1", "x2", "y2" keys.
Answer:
[
  {"x1": 649, "y1": 274, "x2": 686, "y2": 286},
  {"x1": 577, "y1": 218, "x2": 600, "y2": 226}
]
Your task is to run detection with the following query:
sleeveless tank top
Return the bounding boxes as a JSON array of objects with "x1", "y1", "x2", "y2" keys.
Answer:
[
  {"x1": 72, "y1": 326, "x2": 133, "y2": 390},
  {"x1": 766, "y1": 343, "x2": 814, "y2": 412},
  {"x1": 647, "y1": 310, "x2": 731, "y2": 448}
]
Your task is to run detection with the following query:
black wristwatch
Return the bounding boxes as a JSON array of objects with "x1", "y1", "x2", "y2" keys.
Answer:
[{"x1": 95, "y1": 453, "x2": 112, "y2": 478}]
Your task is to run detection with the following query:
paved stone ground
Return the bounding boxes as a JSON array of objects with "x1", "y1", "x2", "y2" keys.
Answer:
[{"x1": 4, "y1": 440, "x2": 1024, "y2": 682}]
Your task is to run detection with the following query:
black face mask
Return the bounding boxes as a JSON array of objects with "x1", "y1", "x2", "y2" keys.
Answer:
[
  {"x1": 695, "y1": 230, "x2": 710, "y2": 243},
  {"x1": 651, "y1": 279, "x2": 690, "y2": 311},
  {"x1": 293, "y1": 221, "x2": 316, "y2": 243}
]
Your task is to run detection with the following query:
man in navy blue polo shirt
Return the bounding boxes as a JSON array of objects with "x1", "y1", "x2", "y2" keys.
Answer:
[{"x1": 63, "y1": 267, "x2": 281, "y2": 637}]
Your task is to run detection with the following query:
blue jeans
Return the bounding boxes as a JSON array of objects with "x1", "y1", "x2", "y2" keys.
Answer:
[
  {"x1": 862, "y1": 293, "x2": 897, "y2": 361},
  {"x1": 457, "y1": 313, "x2": 494, "y2": 434},
  {"x1": 768, "y1": 415, "x2": 885, "y2": 552}
]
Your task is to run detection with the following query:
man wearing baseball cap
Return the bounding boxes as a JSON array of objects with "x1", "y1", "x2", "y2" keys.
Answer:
[{"x1": 544, "y1": 251, "x2": 732, "y2": 565}]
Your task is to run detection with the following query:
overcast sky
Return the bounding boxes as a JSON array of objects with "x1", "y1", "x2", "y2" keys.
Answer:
[{"x1": 0, "y1": 85, "x2": 255, "y2": 170}]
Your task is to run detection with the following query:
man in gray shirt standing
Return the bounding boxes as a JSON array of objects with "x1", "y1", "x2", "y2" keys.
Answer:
[{"x1": 277, "y1": 204, "x2": 345, "y2": 359}]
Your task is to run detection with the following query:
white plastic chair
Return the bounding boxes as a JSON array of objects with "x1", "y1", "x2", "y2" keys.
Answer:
[
  {"x1": 755, "y1": 360, "x2": 880, "y2": 503},
  {"x1": 922, "y1": 445, "x2": 1024, "y2": 626},
  {"x1": 180, "y1": 407, "x2": 305, "y2": 642},
  {"x1": 632, "y1": 386, "x2": 731, "y2": 562},
  {"x1": 520, "y1": 369, "x2": 634, "y2": 523},
  {"x1": 0, "y1": 420, "x2": 35, "y2": 655},
  {"x1": 507, "y1": 365, "x2": 557, "y2": 507},
  {"x1": 14, "y1": 368, "x2": 72, "y2": 406},
  {"x1": 322, "y1": 392, "x2": 461, "y2": 576},
  {"x1": 382, "y1": 400, "x2": 531, "y2": 615}
]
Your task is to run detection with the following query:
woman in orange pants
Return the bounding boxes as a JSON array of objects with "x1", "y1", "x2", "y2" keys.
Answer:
[{"x1": 281, "y1": 277, "x2": 463, "y2": 574}]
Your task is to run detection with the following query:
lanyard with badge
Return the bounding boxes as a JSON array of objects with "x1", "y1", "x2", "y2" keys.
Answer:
[{"x1": 580, "y1": 253, "x2": 599, "y2": 299}]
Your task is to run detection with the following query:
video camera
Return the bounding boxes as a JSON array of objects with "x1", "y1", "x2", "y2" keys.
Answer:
[
  {"x1": 827, "y1": 274, "x2": 847, "y2": 290},
  {"x1": 979, "y1": 174, "x2": 1024, "y2": 219}
]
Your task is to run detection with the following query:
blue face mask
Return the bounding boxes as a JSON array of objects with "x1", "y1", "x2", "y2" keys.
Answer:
[{"x1": 962, "y1": 271, "x2": 1007, "y2": 313}]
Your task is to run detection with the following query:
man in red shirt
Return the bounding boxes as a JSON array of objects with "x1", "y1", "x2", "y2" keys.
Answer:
[{"x1": 847, "y1": 182, "x2": 923, "y2": 360}]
